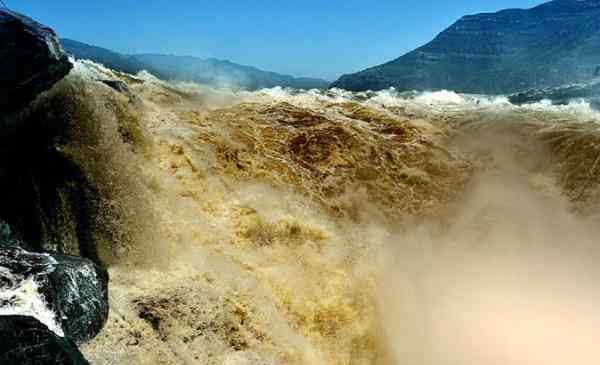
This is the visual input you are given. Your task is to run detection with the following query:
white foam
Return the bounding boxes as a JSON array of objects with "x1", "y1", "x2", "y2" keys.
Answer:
[
  {"x1": 0, "y1": 268, "x2": 64, "y2": 337},
  {"x1": 413, "y1": 90, "x2": 466, "y2": 105},
  {"x1": 519, "y1": 99, "x2": 600, "y2": 120}
]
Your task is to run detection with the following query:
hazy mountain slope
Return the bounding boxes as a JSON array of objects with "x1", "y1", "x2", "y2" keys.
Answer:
[
  {"x1": 61, "y1": 39, "x2": 329, "y2": 90},
  {"x1": 61, "y1": 39, "x2": 164, "y2": 78},
  {"x1": 133, "y1": 53, "x2": 329, "y2": 90},
  {"x1": 332, "y1": 0, "x2": 600, "y2": 94}
]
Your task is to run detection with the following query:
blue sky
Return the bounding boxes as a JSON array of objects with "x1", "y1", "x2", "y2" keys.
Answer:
[{"x1": 11, "y1": 1, "x2": 544, "y2": 80}]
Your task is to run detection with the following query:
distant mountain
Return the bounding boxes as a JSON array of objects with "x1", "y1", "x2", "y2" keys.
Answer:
[
  {"x1": 332, "y1": 0, "x2": 600, "y2": 94},
  {"x1": 60, "y1": 39, "x2": 162, "y2": 77},
  {"x1": 61, "y1": 39, "x2": 329, "y2": 90},
  {"x1": 132, "y1": 53, "x2": 330, "y2": 90}
]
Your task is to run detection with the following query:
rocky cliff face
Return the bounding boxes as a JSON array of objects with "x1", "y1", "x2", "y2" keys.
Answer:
[
  {"x1": 1, "y1": 10, "x2": 109, "y2": 364},
  {"x1": 0, "y1": 10, "x2": 72, "y2": 115},
  {"x1": 332, "y1": 0, "x2": 600, "y2": 94}
]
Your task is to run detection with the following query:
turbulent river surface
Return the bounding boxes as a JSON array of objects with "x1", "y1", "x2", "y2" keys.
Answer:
[{"x1": 35, "y1": 60, "x2": 600, "y2": 364}]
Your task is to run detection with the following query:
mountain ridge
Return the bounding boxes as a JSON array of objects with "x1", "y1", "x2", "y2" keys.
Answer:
[
  {"x1": 61, "y1": 39, "x2": 329, "y2": 90},
  {"x1": 331, "y1": 0, "x2": 600, "y2": 94}
]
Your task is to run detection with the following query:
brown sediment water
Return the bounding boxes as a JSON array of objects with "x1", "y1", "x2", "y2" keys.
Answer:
[{"x1": 51, "y1": 61, "x2": 600, "y2": 365}]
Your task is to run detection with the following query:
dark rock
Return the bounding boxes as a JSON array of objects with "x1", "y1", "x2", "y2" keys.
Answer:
[
  {"x1": 0, "y1": 243, "x2": 108, "y2": 343},
  {"x1": 0, "y1": 316, "x2": 89, "y2": 365},
  {"x1": 0, "y1": 221, "x2": 12, "y2": 244},
  {"x1": 0, "y1": 12, "x2": 97, "y2": 258},
  {"x1": 332, "y1": 0, "x2": 600, "y2": 94},
  {"x1": 0, "y1": 9, "x2": 72, "y2": 115},
  {"x1": 99, "y1": 79, "x2": 140, "y2": 104},
  {"x1": 100, "y1": 79, "x2": 129, "y2": 93},
  {"x1": 45, "y1": 252, "x2": 109, "y2": 343},
  {"x1": 0, "y1": 221, "x2": 35, "y2": 251},
  {"x1": 0, "y1": 78, "x2": 103, "y2": 259}
]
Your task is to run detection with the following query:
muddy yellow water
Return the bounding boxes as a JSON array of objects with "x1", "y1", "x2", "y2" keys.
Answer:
[{"x1": 55, "y1": 62, "x2": 600, "y2": 365}]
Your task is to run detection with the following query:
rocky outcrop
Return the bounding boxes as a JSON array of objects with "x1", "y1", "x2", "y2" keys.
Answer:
[
  {"x1": 0, "y1": 13, "x2": 101, "y2": 259},
  {"x1": 0, "y1": 9, "x2": 72, "y2": 115},
  {"x1": 0, "y1": 11, "x2": 106, "y2": 363},
  {"x1": 0, "y1": 241, "x2": 109, "y2": 343},
  {"x1": 332, "y1": 0, "x2": 600, "y2": 94},
  {"x1": 0, "y1": 316, "x2": 89, "y2": 365}
]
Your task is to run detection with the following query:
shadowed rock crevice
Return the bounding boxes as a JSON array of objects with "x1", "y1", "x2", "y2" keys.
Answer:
[
  {"x1": 0, "y1": 9, "x2": 99, "y2": 259},
  {"x1": 0, "y1": 316, "x2": 90, "y2": 365},
  {"x1": 0, "y1": 85, "x2": 103, "y2": 261}
]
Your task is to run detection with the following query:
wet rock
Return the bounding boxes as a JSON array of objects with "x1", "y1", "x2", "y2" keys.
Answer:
[
  {"x1": 100, "y1": 79, "x2": 140, "y2": 104},
  {"x1": 0, "y1": 315, "x2": 89, "y2": 365},
  {"x1": 0, "y1": 244, "x2": 108, "y2": 343},
  {"x1": 100, "y1": 79, "x2": 129, "y2": 93},
  {"x1": 46, "y1": 253, "x2": 109, "y2": 343},
  {"x1": 0, "y1": 76, "x2": 103, "y2": 258},
  {"x1": 0, "y1": 221, "x2": 14, "y2": 245},
  {"x1": 0, "y1": 12, "x2": 83, "y2": 252},
  {"x1": 0, "y1": 9, "x2": 72, "y2": 115}
]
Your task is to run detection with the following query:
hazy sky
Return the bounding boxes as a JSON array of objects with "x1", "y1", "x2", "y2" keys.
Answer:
[{"x1": 10, "y1": 0, "x2": 544, "y2": 80}]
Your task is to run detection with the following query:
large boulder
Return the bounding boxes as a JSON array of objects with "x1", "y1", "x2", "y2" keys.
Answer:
[
  {"x1": 0, "y1": 11, "x2": 99, "y2": 259},
  {"x1": 0, "y1": 315, "x2": 89, "y2": 365},
  {"x1": 0, "y1": 9, "x2": 72, "y2": 115},
  {"x1": 0, "y1": 240, "x2": 108, "y2": 343}
]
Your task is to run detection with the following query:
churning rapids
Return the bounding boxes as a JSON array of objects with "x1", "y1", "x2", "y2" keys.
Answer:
[{"x1": 13, "y1": 59, "x2": 600, "y2": 365}]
